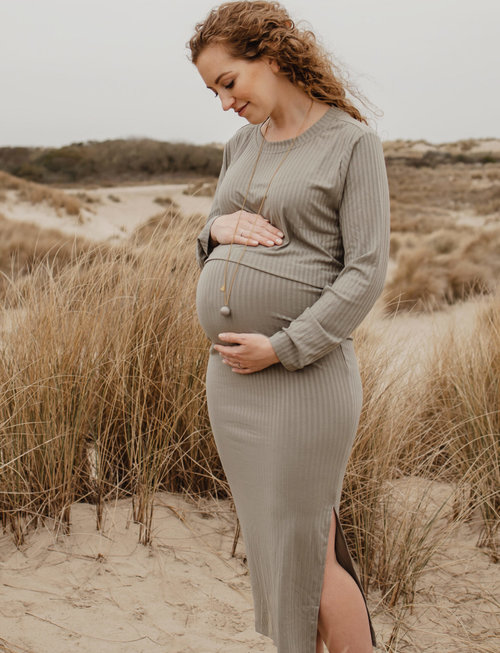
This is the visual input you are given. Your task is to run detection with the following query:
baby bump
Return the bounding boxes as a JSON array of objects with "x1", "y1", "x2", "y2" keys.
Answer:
[{"x1": 196, "y1": 259, "x2": 322, "y2": 345}]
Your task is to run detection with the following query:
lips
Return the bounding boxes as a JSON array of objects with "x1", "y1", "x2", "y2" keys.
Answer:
[{"x1": 236, "y1": 103, "x2": 249, "y2": 116}]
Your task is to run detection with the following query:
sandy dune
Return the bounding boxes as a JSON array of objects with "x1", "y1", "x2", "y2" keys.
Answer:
[{"x1": 1, "y1": 183, "x2": 213, "y2": 243}]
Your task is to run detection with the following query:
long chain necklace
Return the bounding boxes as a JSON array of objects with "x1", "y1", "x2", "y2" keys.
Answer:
[{"x1": 219, "y1": 99, "x2": 313, "y2": 317}]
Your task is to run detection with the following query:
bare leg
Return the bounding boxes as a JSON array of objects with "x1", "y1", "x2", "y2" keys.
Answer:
[
  {"x1": 316, "y1": 510, "x2": 373, "y2": 653},
  {"x1": 316, "y1": 627, "x2": 324, "y2": 653}
]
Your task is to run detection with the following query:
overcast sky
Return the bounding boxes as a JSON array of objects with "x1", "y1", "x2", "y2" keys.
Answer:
[{"x1": 1, "y1": 0, "x2": 498, "y2": 148}]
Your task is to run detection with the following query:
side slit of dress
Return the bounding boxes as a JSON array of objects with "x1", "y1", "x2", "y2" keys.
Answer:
[{"x1": 313, "y1": 505, "x2": 377, "y2": 650}]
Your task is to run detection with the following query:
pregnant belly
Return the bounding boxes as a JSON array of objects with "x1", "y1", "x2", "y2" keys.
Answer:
[{"x1": 196, "y1": 258, "x2": 322, "y2": 345}]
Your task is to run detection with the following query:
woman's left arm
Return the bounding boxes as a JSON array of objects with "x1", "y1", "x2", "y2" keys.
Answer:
[{"x1": 267, "y1": 130, "x2": 390, "y2": 372}]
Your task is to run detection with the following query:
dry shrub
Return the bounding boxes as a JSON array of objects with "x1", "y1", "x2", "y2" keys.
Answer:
[
  {"x1": 384, "y1": 228, "x2": 500, "y2": 313},
  {"x1": 153, "y1": 195, "x2": 178, "y2": 207},
  {"x1": 384, "y1": 247, "x2": 450, "y2": 312},
  {"x1": 474, "y1": 184, "x2": 500, "y2": 215},
  {"x1": 389, "y1": 232, "x2": 420, "y2": 259},
  {"x1": 0, "y1": 170, "x2": 83, "y2": 216},
  {"x1": 74, "y1": 191, "x2": 102, "y2": 205},
  {"x1": 486, "y1": 169, "x2": 500, "y2": 182},
  {"x1": 423, "y1": 228, "x2": 463, "y2": 255}
]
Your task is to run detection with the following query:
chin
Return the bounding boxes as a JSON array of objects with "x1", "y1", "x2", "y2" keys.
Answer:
[{"x1": 244, "y1": 111, "x2": 267, "y2": 125}]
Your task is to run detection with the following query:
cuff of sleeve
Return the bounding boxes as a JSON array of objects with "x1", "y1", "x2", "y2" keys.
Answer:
[
  {"x1": 196, "y1": 216, "x2": 219, "y2": 269},
  {"x1": 268, "y1": 331, "x2": 301, "y2": 372}
]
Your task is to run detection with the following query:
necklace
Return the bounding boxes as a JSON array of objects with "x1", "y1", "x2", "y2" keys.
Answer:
[{"x1": 219, "y1": 100, "x2": 313, "y2": 317}]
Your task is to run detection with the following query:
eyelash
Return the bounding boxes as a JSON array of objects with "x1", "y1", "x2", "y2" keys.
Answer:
[{"x1": 213, "y1": 80, "x2": 234, "y2": 98}]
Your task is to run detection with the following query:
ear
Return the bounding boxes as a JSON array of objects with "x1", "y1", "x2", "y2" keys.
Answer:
[{"x1": 265, "y1": 56, "x2": 280, "y2": 73}]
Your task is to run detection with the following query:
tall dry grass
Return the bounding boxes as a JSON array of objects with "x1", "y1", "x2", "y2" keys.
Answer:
[
  {"x1": 409, "y1": 294, "x2": 500, "y2": 558},
  {"x1": 0, "y1": 210, "x2": 222, "y2": 546}
]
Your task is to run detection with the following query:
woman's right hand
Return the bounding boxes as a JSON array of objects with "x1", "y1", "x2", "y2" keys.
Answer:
[{"x1": 210, "y1": 210, "x2": 284, "y2": 247}]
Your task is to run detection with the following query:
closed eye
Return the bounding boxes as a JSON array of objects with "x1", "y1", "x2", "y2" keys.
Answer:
[{"x1": 212, "y1": 80, "x2": 234, "y2": 98}]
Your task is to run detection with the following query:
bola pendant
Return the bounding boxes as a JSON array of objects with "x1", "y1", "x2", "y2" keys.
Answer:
[{"x1": 220, "y1": 305, "x2": 231, "y2": 316}]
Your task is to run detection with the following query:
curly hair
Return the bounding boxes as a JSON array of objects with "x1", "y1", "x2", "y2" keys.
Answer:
[{"x1": 187, "y1": 1, "x2": 370, "y2": 124}]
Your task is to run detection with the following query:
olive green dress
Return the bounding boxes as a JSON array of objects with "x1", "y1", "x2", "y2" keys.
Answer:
[{"x1": 195, "y1": 106, "x2": 390, "y2": 651}]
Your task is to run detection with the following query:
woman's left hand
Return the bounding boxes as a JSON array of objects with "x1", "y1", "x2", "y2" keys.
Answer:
[{"x1": 214, "y1": 333, "x2": 280, "y2": 374}]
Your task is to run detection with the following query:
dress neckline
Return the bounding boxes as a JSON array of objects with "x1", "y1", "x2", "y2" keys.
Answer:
[{"x1": 254, "y1": 105, "x2": 338, "y2": 153}]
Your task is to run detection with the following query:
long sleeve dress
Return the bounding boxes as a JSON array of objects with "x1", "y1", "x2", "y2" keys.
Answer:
[{"x1": 195, "y1": 104, "x2": 390, "y2": 652}]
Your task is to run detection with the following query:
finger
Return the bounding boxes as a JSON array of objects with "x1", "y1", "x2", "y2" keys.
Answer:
[
  {"x1": 253, "y1": 215, "x2": 284, "y2": 238},
  {"x1": 235, "y1": 232, "x2": 259, "y2": 246},
  {"x1": 245, "y1": 220, "x2": 283, "y2": 238},
  {"x1": 218, "y1": 332, "x2": 244, "y2": 343},
  {"x1": 242, "y1": 212, "x2": 281, "y2": 234},
  {"x1": 239, "y1": 231, "x2": 281, "y2": 247},
  {"x1": 232, "y1": 366, "x2": 252, "y2": 374},
  {"x1": 245, "y1": 228, "x2": 283, "y2": 245}
]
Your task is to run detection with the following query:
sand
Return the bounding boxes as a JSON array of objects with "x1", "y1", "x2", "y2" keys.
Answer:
[
  {"x1": 0, "y1": 493, "x2": 275, "y2": 653},
  {"x1": 1, "y1": 483, "x2": 498, "y2": 653}
]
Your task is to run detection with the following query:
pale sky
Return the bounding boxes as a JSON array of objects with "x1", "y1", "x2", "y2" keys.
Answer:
[{"x1": 1, "y1": 0, "x2": 498, "y2": 148}]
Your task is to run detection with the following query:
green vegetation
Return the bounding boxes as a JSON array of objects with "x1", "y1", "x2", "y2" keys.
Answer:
[{"x1": 0, "y1": 138, "x2": 224, "y2": 185}]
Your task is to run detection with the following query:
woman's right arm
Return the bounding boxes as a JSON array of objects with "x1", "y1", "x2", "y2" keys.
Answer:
[{"x1": 196, "y1": 143, "x2": 231, "y2": 270}]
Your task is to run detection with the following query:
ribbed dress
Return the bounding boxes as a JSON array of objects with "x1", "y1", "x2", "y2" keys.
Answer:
[{"x1": 195, "y1": 105, "x2": 390, "y2": 652}]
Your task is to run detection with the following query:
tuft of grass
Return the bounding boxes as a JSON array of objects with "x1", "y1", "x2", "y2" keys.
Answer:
[
  {"x1": 183, "y1": 180, "x2": 218, "y2": 197},
  {"x1": 153, "y1": 195, "x2": 178, "y2": 207}
]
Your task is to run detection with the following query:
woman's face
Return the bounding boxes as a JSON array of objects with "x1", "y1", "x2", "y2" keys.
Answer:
[{"x1": 195, "y1": 43, "x2": 281, "y2": 123}]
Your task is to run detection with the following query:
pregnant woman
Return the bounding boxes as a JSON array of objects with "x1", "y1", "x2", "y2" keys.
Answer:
[{"x1": 188, "y1": 2, "x2": 390, "y2": 651}]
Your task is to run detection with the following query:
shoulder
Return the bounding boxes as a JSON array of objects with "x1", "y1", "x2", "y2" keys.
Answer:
[
  {"x1": 323, "y1": 106, "x2": 382, "y2": 148},
  {"x1": 321, "y1": 107, "x2": 385, "y2": 177}
]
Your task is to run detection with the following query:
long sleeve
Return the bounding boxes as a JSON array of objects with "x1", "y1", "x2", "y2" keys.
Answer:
[
  {"x1": 268, "y1": 131, "x2": 390, "y2": 372},
  {"x1": 195, "y1": 143, "x2": 231, "y2": 270}
]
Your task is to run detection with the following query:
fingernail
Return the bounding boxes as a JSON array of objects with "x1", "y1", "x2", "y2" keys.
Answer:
[
  {"x1": 278, "y1": 232, "x2": 284, "y2": 237},
  {"x1": 218, "y1": 333, "x2": 226, "y2": 338},
  {"x1": 276, "y1": 238, "x2": 282, "y2": 244},
  {"x1": 267, "y1": 240, "x2": 274, "y2": 245}
]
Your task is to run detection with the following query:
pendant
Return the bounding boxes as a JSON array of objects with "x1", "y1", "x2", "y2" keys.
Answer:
[{"x1": 220, "y1": 305, "x2": 231, "y2": 316}]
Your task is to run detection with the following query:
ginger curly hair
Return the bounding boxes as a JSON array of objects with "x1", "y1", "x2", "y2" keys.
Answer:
[{"x1": 187, "y1": 0, "x2": 370, "y2": 124}]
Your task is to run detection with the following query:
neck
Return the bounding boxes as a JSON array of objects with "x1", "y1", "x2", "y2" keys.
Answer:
[
  {"x1": 269, "y1": 96, "x2": 311, "y2": 129},
  {"x1": 263, "y1": 86, "x2": 328, "y2": 142}
]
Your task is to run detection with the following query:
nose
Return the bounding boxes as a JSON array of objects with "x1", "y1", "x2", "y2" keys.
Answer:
[{"x1": 220, "y1": 91, "x2": 235, "y2": 112}]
